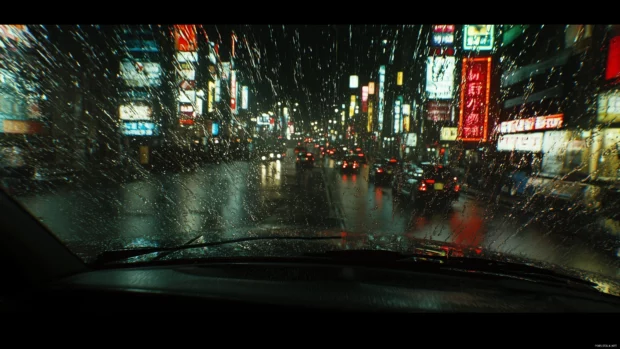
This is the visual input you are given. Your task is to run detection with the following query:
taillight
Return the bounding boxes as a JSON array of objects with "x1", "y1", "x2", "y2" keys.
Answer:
[
  {"x1": 377, "y1": 168, "x2": 384, "y2": 173},
  {"x1": 425, "y1": 179, "x2": 435, "y2": 184},
  {"x1": 418, "y1": 182, "x2": 427, "y2": 191},
  {"x1": 306, "y1": 153, "x2": 312, "y2": 156},
  {"x1": 358, "y1": 153, "x2": 364, "y2": 157},
  {"x1": 343, "y1": 161, "x2": 348, "y2": 168},
  {"x1": 454, "y1": 184, "x2": 460, "y2": 192}
]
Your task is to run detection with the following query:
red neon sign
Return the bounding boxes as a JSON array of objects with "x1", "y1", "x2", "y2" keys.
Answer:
[
  {"x1": 362, "y1": 86, "x2": 369, "y2": 113},
  {"x1": 606, "y1": 36, "x2": 620, "y2": 82},
  {"x1": 458, "y1": 57, "x2": 491, "y2": 142},
  {"x1": 174, "y1": 25, "x2": 197, "y2": 52}
]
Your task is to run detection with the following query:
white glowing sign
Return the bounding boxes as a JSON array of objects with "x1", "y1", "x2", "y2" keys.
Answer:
[
  {"x1": 349, "y1": 75, "x2": 359, "y2": 88},
  {"x1": 119, "y1": 104, "x2": 152, "y2": 121},
  {"x1": 426, "y1": 56, "x2": 455, "y2": 99},
  {"x1": 497, "y1": 132, "x2": 543, "y2": 152},
  {"x1": 120, "y1": 61, "x2": 162, "y2": 87},
  {"x1": 176, "y1": 52, "x2": 198, "y2": 63},
  {"x1": 241, "y1": 86, "x2": 249, "y2": 109},
  {"x1": 463, "y1": 25, "x2": 495, "y2": 51},
  {"x1": 378, "y1": 65, "x2": 386, "y2": 131}
]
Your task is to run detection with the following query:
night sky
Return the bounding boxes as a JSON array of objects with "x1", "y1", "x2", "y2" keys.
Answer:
[{"x1": 210, "y1": 25, "x2": 410, "y2": 121}]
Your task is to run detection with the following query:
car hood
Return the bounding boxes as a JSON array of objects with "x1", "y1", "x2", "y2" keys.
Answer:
[{"x1": 73, "y1": 226, "x2": 620, "y2": 297}]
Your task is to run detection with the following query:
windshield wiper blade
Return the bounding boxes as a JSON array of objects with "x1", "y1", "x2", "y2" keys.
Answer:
[{"x1": 92, "y1": 235, "x2": 342, "y2": 267}]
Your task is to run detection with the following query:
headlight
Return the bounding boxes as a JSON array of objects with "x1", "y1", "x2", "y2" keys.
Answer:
[
  {"x1": 269, "y1": 153, "x2": 275, "y2": 158},
  {"x1": 261, "y1": 156, "x2": 267, "y2": 160},
  {"x1": 277, "y1": 154, "x2": 281, "y2": 159}
]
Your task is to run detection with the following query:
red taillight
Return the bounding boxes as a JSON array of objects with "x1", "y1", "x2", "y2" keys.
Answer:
[
  {"x1": 315, "y1": 144, "x2": 319, "y2": 148},
  {"x1": 425, "y1": 179, "x2": 435, "y2": 184},
  {"x1": 418, "y1": 182, "x2": 427, "y2": 191},
  {"x1": 377, "y1": 168, "x2": 384, "y2": 173},
  {"x1": 343, "y1": 161, "x2": 348, "y2": 168},
  {"x1": 454, "y1": 184, "x2": 460, "y2": 192},
  {"x1": 389, "y1": 158, "x2": 397, "y2": 163},
  {"x1": 306, "y1": 152, "x2": 312, "y2": 156},
  {"x1": 358, "y1": 153, "x2": 364, "y2": 157}
]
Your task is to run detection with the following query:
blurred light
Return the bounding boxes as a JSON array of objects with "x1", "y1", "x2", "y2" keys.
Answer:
[
  {"x1": 349, "y1": 75, "x2": 359, "y2": 88},
  {"x1": 368, "y1": 82, "x2": 375, "y2": 95},
  {"x1": 397, "y1": 71, "x2": 403, "y2": 86}
]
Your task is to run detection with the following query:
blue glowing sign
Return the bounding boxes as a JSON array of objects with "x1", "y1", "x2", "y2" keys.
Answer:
[
  {"x1": 212, "y1": 122, "x2": 219, "y2": 136},
  {"x1": 122, "y1": 121, "x2": 159, "y2": 136}
]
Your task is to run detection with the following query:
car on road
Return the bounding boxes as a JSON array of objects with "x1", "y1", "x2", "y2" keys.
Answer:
[
  {"x1": 296, "y1": 152, "x2": 315, "y2": 169},
  {"x1": 393, "y1": 162, "x2": 460, "y2": 207},
  {"x1": 340, "y1": 155, "x2": 361, "y2": 174},
  {"x1": 369, "y1": 157, "x2": 399, "y2": 185}
]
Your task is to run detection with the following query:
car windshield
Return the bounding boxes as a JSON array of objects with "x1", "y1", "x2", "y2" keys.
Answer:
[{"x1": 2, "y1": 24, "x2": 619, "y2": 296}]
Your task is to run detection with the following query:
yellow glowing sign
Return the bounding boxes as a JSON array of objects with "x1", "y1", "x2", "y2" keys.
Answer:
[
  {"x1": 403, "y1": 116, "x2": 410, "y2": 132},
  {"x1": 367, "y1": 100, "x2": 374, "y2": 132},
  {"x1": 349, "y1": 95, "x2": 356, "y2": 117},
  {"x1": 368, "y1": 82, "x2": 375, "y2": 95},
  {"x1": 397, "y1": 72, "x2": 403, "y2": 86},
  {"x1": 208, "y1": 81, "x2": 215, "y2": 112}
]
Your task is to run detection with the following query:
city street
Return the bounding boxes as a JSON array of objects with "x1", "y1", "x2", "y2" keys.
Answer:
[{"x1": 14, "y1": 147, "x2": 620, "y2": 279}]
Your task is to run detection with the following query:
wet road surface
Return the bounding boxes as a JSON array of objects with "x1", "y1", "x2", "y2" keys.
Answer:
[{"x1": 14, "y1": 147, "x2": 620, "y2": 279}]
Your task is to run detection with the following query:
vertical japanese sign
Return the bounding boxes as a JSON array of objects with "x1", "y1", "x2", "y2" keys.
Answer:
[
  {"x1": 174, "y1": 25, "x2": 197, "y2": 51},
  {"x1": 241, "y1": 86, "x2": 249, "y2": 109},
  {"x1": 367, "y1": 100, "x2": 374, "y2": 132},
  {"x1": 349, "y1": 95, "x2": 356, "y2": 117},
  {"x1": 458, "y1": 57, "x2": 491, "y2": 142},
  {"x1": 208, "y1": 81, "x2": 215, "y2": 112},
  {"x1": 230, "y1": 70, "x2": 237, "y2": 111},
  {"x1": 378, "y1": 65, "x2": 386, "y2": 131},
  {"x1": 361, "y1": 86, "x2": 368, "y2": 112},
  {"x1": 393, "y1": 97, "x2": 402, "y2": 134}
]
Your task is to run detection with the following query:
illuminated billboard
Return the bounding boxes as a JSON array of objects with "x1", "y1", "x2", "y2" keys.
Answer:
[
  {"x1": 174, "y1": 24, "x2": 197, "y2": 51},
  {"x1": 597, "y1": 90, "x2": 620, "y2": 123},
  {"x1": 230, "y1": 71, "x2": 237, "y2": 110},
  {"x1": 221, "y1": 62, "x2": 231, "y2": 80},
  {"x1": 463, "y1": 25, "x2": 494, "y2": 51},
  {"x1": 426, "y1": 56, "x2": 455, "y2": 99},
  {"x1": 427, "y1": 101, "x2": 451, "y2": 121},
  {"x1": 208, "y1": 80, "x2": 215, "y2": 111},
  {"x1": 120, "y1": 61, "x2": 162, "y2": 87},
  {"x1": 214, "y1": 79, "x2": 221, "y2": 102},
  {"x1": 349, "y1": 95, "x2": 356, "y2": 117},
  {"x1": 497, "y1": 132, "x2": 543, "y2": 152},
  {"x1": 125, "y1": 39, "x2": 159, "y2": 53},
  {"x1": 178, "y1": 90, "x2": 196, "y2": 104},
  {"x1": 119, "y1": 103, "x2": 153, "y2": 121},
  {"x1": 176, "y1": 52, "x2": 198, "y2": 63},
  {"x1": 0, "y1": 25, "x2": 31, "y2": 48},
  {"x1": 431, "y1": 25, "x2": 455, "y2": 46},
  {"x1": 178, "y1": 62, "x2": 195, "y2": 80},
  {"x1": 2, "y1": 120, "x2": 43, "y2": 134},
  {"x1": 349, "y1": 75, "x2": 359, "y2": 88},
  {"x1": 606, "y1": 36, "x2": 620, "y2": 82},
  {"x1": 397, "y1": 72, "x2": 403, "y2": 86},
  {"x1": 368, "y1": 82, "x2": 375, "y2": 95},
  {"x1": 393, "y1": 97, "x2": 402, "y2": 134},
  {"x1": 458, "y1": 57, "x2": 491, "y2": 142},
  {"x1": 122, "y1": 121, "x2": 160, "y2": 136},
  {"x1": 362, "y1": 86, "x2": 368, "y2": 112},
  {"x1": 378, "y1": 65, "x2": 386, "y2": 131},
  {"x1": 241, "y1": 86, "x2": 249, "y2": 109},
  {"x1": 367, "y1": 100, "x2": 374, "y2": 132},
  {"x1": 500, "y1": 114, "x2": 564, "y2": 133}
]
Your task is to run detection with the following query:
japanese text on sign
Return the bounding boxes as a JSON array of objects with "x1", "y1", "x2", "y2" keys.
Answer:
[{"x1": 458, "y1": 57, "x2": 491, "y2": 141}]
